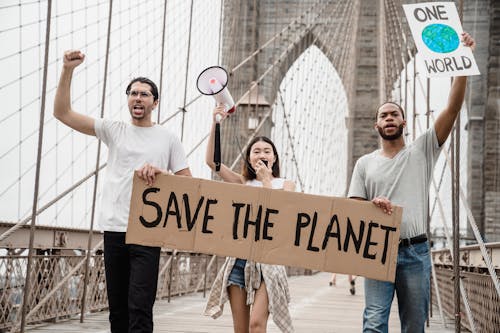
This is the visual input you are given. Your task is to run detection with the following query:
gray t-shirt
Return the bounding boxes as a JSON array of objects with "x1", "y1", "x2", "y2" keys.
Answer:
[
  {"x1": 348, "y1": 127, "x2": 442, "y2": 239},
  {"x1": 95, "y1": 118, "x2": 188, "y2": 232}
]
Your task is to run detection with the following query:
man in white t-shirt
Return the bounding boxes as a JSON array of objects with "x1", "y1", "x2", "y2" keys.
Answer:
[
  {"x1": 348, "y1": 33, "x2": 475, "y2": 333},
  {"x1": 54, "y1": 50, "x2": 192, "y2": 333}
]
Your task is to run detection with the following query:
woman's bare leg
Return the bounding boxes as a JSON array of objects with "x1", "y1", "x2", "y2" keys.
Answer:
[
  {"x1": 249, "y1": 282, "x2": 270, "y2": 333},
  {"x1": 228, "y1": 285, "x2": 250, "y2": 333},
  {"x1": 329, "y1": 273, "x2": 336, "y2": 286}
]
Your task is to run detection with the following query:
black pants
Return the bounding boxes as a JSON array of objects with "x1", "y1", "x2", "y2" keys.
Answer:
[{"x1": 104, "y1": 232, "x2": 160, "y2": 333}]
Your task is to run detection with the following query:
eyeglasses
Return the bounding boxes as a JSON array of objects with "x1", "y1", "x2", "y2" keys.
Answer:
[{"x1": 127, "y1": 90, "x2": 153, "y2": 98}]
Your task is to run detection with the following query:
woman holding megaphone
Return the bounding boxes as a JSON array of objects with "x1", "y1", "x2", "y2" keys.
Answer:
[{"x1": 204, "y1": 105, "x2": 295, "y2": 333}]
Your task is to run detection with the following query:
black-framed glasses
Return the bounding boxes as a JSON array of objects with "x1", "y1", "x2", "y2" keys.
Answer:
[{"x1": 127, "y1": 90, "x2": 153, "y2": 98}]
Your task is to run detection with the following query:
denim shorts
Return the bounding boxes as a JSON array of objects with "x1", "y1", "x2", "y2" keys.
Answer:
[{"x1": 227, "y1": 258, "x2": 246, "y2": 288}]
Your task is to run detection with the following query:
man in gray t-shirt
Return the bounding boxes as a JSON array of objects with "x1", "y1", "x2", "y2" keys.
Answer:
[{"x1": 348, "y1": 33, "x2": 475, "y2": 333}]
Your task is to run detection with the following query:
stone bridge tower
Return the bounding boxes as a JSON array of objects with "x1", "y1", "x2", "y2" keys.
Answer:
[{"x1": 219, "y1": 0, "x2": 499, "y2": 241}]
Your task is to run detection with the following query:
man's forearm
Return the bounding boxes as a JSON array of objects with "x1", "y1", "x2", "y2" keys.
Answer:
[
  {"x1": 54, "y1": 67, "x2": 74, "y2": 119},
  {"x1": 205, "y1": 122, "x2": 216, "y2": 169},
  {"x1": 434, "y1": 76, "x2": 468, "y2": 145},
  {"x1": 447, "y1": 76, "x2": 467, "y2": 115}
]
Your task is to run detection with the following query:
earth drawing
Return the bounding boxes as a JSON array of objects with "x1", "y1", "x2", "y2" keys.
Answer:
[{"x1": 421, "y1": 24, "x2": 459, "y2": 53}]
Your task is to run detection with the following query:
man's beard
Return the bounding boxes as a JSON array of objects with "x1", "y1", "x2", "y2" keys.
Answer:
[
  {"x1": 377, "y1": 124, "x2": 404, "y2": 140},
  {"x1": 130, "y1": 112, "x2": 144, "y2": 120}
]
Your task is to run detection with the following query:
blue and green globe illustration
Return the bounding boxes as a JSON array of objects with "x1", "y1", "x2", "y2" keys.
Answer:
[{"x1": 421, "y1": 24, "x2": 459, "y2": 53}]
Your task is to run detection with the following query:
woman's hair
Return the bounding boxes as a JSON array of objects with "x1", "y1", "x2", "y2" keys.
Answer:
[{"x1": 241, "y1": 136, "x2": 280, "y2": 180}]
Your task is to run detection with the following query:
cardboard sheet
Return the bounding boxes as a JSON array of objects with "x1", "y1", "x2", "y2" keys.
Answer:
[{"x1": 126, "y1": 174, "x2": 402, "y2": 282}]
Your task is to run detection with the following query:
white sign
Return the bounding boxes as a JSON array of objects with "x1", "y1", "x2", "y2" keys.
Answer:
[{"x1": 403, "y1": 2, "x2": 480, "y2": 77}]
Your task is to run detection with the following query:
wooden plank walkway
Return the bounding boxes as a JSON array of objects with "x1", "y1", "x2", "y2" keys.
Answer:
[{"x1": 27, "y1": 272, "x2": 455, "y2": 332}]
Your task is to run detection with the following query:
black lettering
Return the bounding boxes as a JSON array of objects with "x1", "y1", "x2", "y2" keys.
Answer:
[
  {"x1": 444, "y1": 57, "x2": 453, "y2": 71},
  {"x1": 202, "y1": 199, "x2": 217, "y2": 234},
  {"x1": 263, "y1": 208, "x2": 278, "y2": 240},
  {"x1": 343, "y1": 218, "x2": 365, "y2": 254},
  {"x1": 427, "y1": 58, "x2": 470, "y2": 74},
  {"x1": 321, "y1": 214, "x2": 342, "y2": 251},
  {"x1": 424, "y1": 59, "x2": 437, "y2": 73},
  {"x1": 243, "y1": 204, "x2": 262, "y2": 241},
  {"x1": 232, "y1": 203, "x2": 245, "y2": 240},
  {"x1": 380, "y1": 225, "x2": 397, "y2": 264},
  {"x1": 163, "y1": 192, "x2": 181, "y2": 228},
  {"x1": 452, "y1": 56, "x2": 463, "y2": 70},
  {"x1": 414, "y1": 5, "x2": 448, "y2": 22},
  {"x1": 183, "y1": 194, "x2": 205, "y2": 231},
  {"x1": 436, "y1": 5, "x2": 448, "y2": 20},
  {"x1": 414, "y1": 8, "x2": 427, "y2": 22},
  {"x1": 425, "y1": 6, "x2": 440, "y2": 21},
  {"x1": 307, "y1": 212, "x2": 320, "y2": 252},
  {"x1": 363, "y1": 221, "x2": 379, "y2": 260},
  {"x1": 461, "y1": 56, "x2": 472, "y2": 69},
  {"x1": 139, "y1": 187, "x2": 162, "y2": 228},
  {"x1": 294, "y1": 213, "x2": 310, "y2": 246},
  {"x1": 435, "y1": 59, "x2": 445, "y2": 72}
]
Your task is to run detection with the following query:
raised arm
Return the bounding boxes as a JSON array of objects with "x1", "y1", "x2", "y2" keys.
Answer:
[
  {"x1": 434, "y1": 32, "x2": 475, "y2": 146},
  {"x1": 53, "y1": 50, "x2": 96, "y2": 136},
  {"x1": 205, "y1": 105, "x2": 244, "y2": 184}
]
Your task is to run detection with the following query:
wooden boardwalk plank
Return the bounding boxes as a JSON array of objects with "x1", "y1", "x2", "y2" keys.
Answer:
[{"x1": 26, "y1": 272, "x2": 455, "y2": 332}]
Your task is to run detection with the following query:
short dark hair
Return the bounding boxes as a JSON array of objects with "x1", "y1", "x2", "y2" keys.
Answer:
[
  {"x1": 376, "y1": 101, "x2": 405, "y2": 120},
  {"x1": 125, "y1": 77, "x2": 159, "y2": 101},
  {"x1": 241, "y1": 136, "x2": 281, "y2": 180}
]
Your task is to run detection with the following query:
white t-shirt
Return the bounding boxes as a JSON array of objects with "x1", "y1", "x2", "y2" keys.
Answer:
[
  {"x1": 348, "y1": 127, "x2": 442, "y2": 239},
  {"x1": 245, "y1": 178, "x2": 286, "y2": 189},
  {"x1": 94, "y1": 118, "x2": 188, "y2": 232}
]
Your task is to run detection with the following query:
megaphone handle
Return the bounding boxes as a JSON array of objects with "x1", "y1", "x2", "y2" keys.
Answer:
[{"x1": 214, "y1": 122, "x2": 221, "y2": 172}]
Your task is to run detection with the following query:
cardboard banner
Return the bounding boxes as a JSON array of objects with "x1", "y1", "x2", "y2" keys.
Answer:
[
  {"x1": 126, "y1": 174, "x2": 402, "y2": 282},
  {"x1": 403, "y1": 2, "x2": 480, "y2": 77}
]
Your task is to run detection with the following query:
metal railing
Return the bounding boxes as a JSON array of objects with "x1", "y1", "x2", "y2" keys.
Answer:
[
  {"x1": 0, "y1": 249, "x2": 311, "y2": 332},
  {"x1": 432, "y1": 243, "x2": 500, "y2": 333},
  {"x1": 0, "y1": 250, "x2": 216, "y2": 332}
]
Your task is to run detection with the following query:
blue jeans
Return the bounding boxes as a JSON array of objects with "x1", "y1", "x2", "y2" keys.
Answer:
[
  {"x1": 363, "y1": 241, "x2": 431, "y2": 333},
  {"x1": 228, "y1": 258, "x2": 247, "y2": 288}
]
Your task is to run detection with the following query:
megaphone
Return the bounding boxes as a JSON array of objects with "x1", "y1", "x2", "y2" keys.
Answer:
[
  {"x1": 196, "y1": 66, "x2": 236, "y2": 122},
  {"x1": 196, "y1": 66, "x2": 236, "y2": 173}
]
